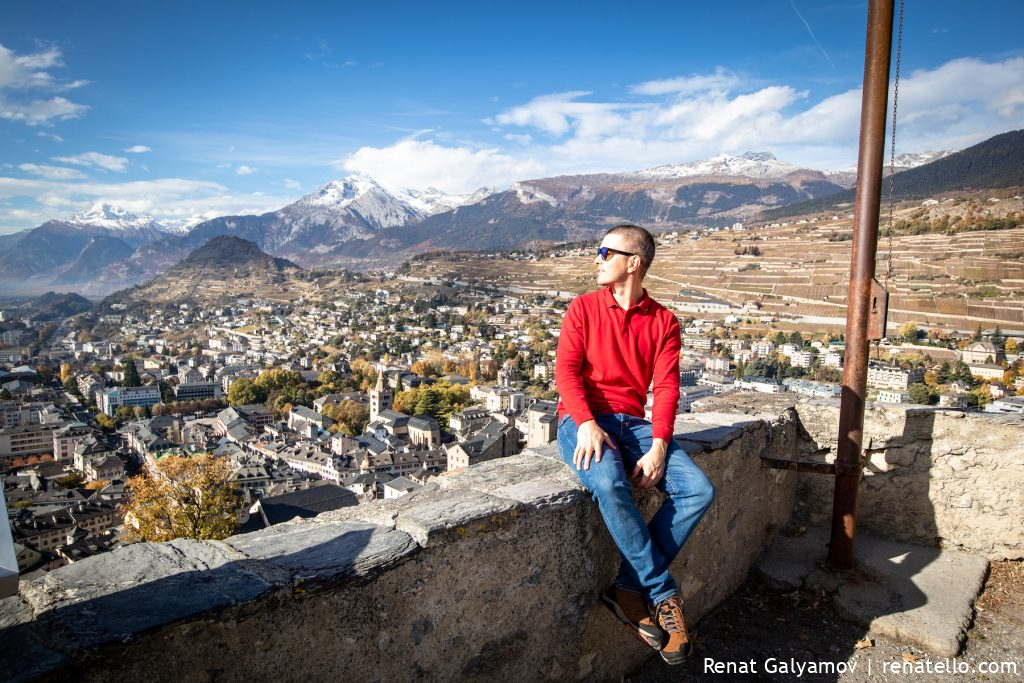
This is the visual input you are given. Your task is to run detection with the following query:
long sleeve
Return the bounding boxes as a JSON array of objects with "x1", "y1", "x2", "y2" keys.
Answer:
[
  {"x1": 555, "y1": 298, "x2": 595, "y2": 426},
  {"x1": 650, "y1": 316, "x2": 681, "y2": 441}
]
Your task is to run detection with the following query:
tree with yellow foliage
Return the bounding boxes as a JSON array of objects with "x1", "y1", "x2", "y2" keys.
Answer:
[{"x1": 121, "y1": 454, "x2": 241, "y2": 543}]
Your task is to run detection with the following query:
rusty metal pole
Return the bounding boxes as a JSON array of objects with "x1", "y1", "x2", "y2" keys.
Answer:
[{"x1": 829, "y1": 0, "x2": 895, "y2": 570}]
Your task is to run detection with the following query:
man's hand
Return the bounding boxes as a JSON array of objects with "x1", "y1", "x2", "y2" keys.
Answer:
[
  {"x1": 632, "y1": 438, "x2": 668, "y2": 489},
  {"x1": 573, "y1": 419, "x2": 617, "y2": 470}
]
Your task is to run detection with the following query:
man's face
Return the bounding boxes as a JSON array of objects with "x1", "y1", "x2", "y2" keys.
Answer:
[{"x1": 595, "y1": 233, "x2": 638, "y2": 286}]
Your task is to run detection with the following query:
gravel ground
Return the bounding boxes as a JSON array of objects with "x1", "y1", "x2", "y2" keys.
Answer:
[{"x1": 626, "y1": 561, "x2": 1023, "y2": 683}]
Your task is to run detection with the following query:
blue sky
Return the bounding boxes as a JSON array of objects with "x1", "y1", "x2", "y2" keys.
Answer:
[{"x1": 1, "y1": 1, "x2": 1023, "y2": 233}]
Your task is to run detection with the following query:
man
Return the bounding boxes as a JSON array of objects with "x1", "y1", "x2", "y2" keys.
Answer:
[{"x1": 555, "y1": 224, "x2": 715, "y2": 665}]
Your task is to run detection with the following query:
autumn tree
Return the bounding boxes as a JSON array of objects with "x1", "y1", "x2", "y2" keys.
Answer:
[
  {"x1": 227, "y1": 377, "x2": 262, "y2": 406},
  {"x1": 898, "y1": 322, "x2": 920, "y2": 343},
  {"x1": 121, "y1": 454, "x2": 241, "y2": 543},
  {"x1": 322, "y1": 400, "x2": 370, "y2": 436}
]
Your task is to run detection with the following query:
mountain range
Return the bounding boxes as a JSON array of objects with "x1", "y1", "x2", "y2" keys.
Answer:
[
  {"x1": 3, "y1": 132, "x2": 1020, "y2": 297},
  {"x1": 761, "y1": 130, "x2": 1024, "y2": 220}
]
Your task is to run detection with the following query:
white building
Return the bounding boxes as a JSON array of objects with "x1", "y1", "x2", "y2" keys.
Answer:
[
  {"x1": 99, "y1": 386, "x2": 161, "y2": 416},
  {"x1": 678, "y1": 386, "x2": 715, "y2": 412},
  {"x1": 735, "y1": 377, "x2": 787, "y2": 394},
  {"x1": 866, "y1": 365, "x2": 925, "y2": 391}
]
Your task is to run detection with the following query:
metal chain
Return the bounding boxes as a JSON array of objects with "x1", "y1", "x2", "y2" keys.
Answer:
[{"x1": 884, "y1": 0, "x2": 904, "y2": 284}]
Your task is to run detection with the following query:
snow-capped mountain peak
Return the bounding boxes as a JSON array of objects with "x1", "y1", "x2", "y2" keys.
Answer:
[
  {"x1": 631, "y1": 151, "x2": 798, "y2": 180},
  {"x1": 393, "y1": 185, "x2": 500, "y2": 215},
  {"x1": 280, "y1": 173, "x2": 419, "y2": 231},
  {"x1": 297, "y1": 173, "x2": 386, "y2": 209},
  {"x1": 66, "y1": 203, "x2": 166, "y2": 232},
  {"x1": 892, "y1": 150, "x2": 957, "y2": 169}
]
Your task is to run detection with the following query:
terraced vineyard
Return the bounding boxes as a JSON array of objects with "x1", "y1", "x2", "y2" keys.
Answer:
[{"x1": 408, "y1": 190, "x2": 1024, "y2": 336}]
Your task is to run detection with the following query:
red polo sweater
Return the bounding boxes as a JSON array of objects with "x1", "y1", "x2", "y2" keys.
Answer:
[{"x1": 555, "y1": 287, "x2": 682, "y2": 441}]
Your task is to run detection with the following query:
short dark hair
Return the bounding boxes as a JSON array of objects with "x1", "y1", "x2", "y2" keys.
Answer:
[{"x1": 606, "y1": 224, "x2": 656, "y2": 272}]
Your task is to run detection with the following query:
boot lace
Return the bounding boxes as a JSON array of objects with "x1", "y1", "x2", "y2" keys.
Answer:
[{"x1": 656, "y1": 598, "x2": 684, "y2": 633}]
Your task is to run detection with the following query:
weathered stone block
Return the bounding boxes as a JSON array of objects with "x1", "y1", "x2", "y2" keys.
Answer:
[
  {"x1": 226, "y1": 521, "x2": 419, "y2": 591},
  {"x1": 394, "y1": 489, "x2": 524, "y2": 547},
  {"x1": 19, "y1": 538, "x2": 283, "y2": 653}
]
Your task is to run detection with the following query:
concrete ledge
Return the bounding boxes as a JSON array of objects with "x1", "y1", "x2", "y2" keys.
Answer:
[{"x1": 1, "y1": 410, "x2": 801, "y2": 682}]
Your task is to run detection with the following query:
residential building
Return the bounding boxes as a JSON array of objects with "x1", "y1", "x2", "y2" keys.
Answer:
[
  {"x1": 0, "y1": 423, "x2": 61, "y2": 464},
  {"x1": 962, "y1": 341, "x2": 1005, "y2": 365},
  {"x1": 966, "y1": 363, "x2": 1005, "y2": 381},
  {"x1": 697, "y1": 373, "x2": 734, "y2": 394},
  {"x1": 99, "y1": 385, "x2": 161, "y2": 416},
  {"x1": 866, "y1": 365, "x2": 925, "y2": 391},
  {"x1": 173, "y1": 381, "x2": 223, "y2": 401},
  {"x1": 526, "y1": 401, "x2": 558, "y2": 447},
  {"x1": 986, "y1": 396, "x2": 1024, "y2": 414},
  {"x1": 788, "y1": 350, "x2": 817, "y2": 368},
  {"x1": 678, "y1": 386, "x2": 715, "y2": 412},
  {"x1": 735, "y1": 377, "x2": 787, "y2": 394},
  {"x1": 683, "y1": 336, "x2": 714, "y2": 351},
  {"x1": 783, "y1": 379, "x2": 841, "y2": 398}
]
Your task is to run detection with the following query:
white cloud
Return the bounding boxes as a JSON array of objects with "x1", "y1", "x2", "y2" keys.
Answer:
[
  {"x1": 483, "y1": 56, "x2": 1024, "y2": 173},
  {"x1": 53, "y1": 152, "x2": 130, "y2": 172},
  {"x1": 283, "y1": 178, "x2": 301, "y2": 189},
  {"x1": 0, "y1": 43, "x2": 89, "y2": 127},
  {"x1": 18, "y1": 164, "x2": 87, "y2": 180},
  {"x1": 338, "y1": 138, "x2": 544, "y2": 194},
  {"x1": 490, "y1": 91, "x2": 628, "y2": 137},
  {"x1": 124, "y1": 145, "x2": 151, "y2": 154},
  {"x1": 0, "y1": 96, "x2": 88, "y2": 126},
  {"x1": 504, "y1": 133, "x2": 533, "y2": 145},
  {"x1": 236, "y1": 165, "x2": 256, "y2": 175},
  {"x1": 36, "y1": 131, "x2": 63, "y2": 143},
  {"x1": 630, "y1": 68, "x2": 743, "y2": 96}
]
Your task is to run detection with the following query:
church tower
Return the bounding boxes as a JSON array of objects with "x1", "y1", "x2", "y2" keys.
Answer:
[{"x1": 370, "y1": 366, "x2": 393, "y2": 423}]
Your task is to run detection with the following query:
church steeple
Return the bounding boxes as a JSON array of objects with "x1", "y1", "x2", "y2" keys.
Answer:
[{"x1": 370, "y1": 364, "x2": 393, "y2": 423}]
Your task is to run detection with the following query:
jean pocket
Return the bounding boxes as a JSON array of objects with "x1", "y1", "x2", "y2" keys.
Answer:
[{"x1": 558, "y1": 414, "x2": 572, "y2": 428}]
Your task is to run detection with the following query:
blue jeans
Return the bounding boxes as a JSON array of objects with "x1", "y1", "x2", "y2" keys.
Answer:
[{"x1": 557, "y1": 413, "x2": 715, "y2": 606}]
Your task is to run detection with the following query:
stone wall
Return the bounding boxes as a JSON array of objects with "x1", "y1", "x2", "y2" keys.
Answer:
[
  {"x1": 0, "y1": 409, "x2": 800, "y2": 683},
  {"x1": 791, "y1": 400, "x2": 1024, "y2": 561}
]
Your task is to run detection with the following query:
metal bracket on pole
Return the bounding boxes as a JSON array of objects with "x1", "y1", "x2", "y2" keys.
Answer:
[{"x1": 867, "y1": 278, "x2": 889, "y2": 341}]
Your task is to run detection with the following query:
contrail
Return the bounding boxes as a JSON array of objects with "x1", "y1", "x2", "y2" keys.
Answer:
[{"x1": 789, "y1": 0, "x2": 837, "y2": 70}]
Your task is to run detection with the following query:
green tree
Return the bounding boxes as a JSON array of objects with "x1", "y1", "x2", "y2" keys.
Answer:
[
  {"x1": 121, "y1": 454, "x2": 241, "y2": 543},
  {"x1": 122, "y1": 359, "x2": 142, "y2": 387},
  {"x1": 787, "y1": 331, "x2": 803, "y2": 346},
  {"x1": 908, "y1": 383, "x2": 935, "y2": 405},
  {"x1": 415, "y1": 388, "x2": 445, "y2": 422},
  {"x1": 991, "y1": 327, "x2": 1005, "y2": 348}
]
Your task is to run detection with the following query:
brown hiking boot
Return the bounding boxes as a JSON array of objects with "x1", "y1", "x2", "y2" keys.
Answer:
[
  {"x1": 600, "y1": 586, "x2": 667, "y2": 650},
  {"x1": 655, "y1": 594, "x2": 693, "y2": 664}
]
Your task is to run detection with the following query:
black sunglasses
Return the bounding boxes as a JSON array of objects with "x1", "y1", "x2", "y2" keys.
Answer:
[{"x1": 596, "y1": 246, "x2": 637, "y2": 261}]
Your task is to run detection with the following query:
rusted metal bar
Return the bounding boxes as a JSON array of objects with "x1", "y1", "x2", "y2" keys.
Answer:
[
  {"x1": 830, "y1": 0, "x2": 896, "y2": 570},
  {"x1": 760, "y1": 457, "x2": 837, "y2": 475}
]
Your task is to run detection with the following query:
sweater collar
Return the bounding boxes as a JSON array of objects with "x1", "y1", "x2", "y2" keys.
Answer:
[{"x1": 602, "y1": 285, "x2": 652, "y2": 312}]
